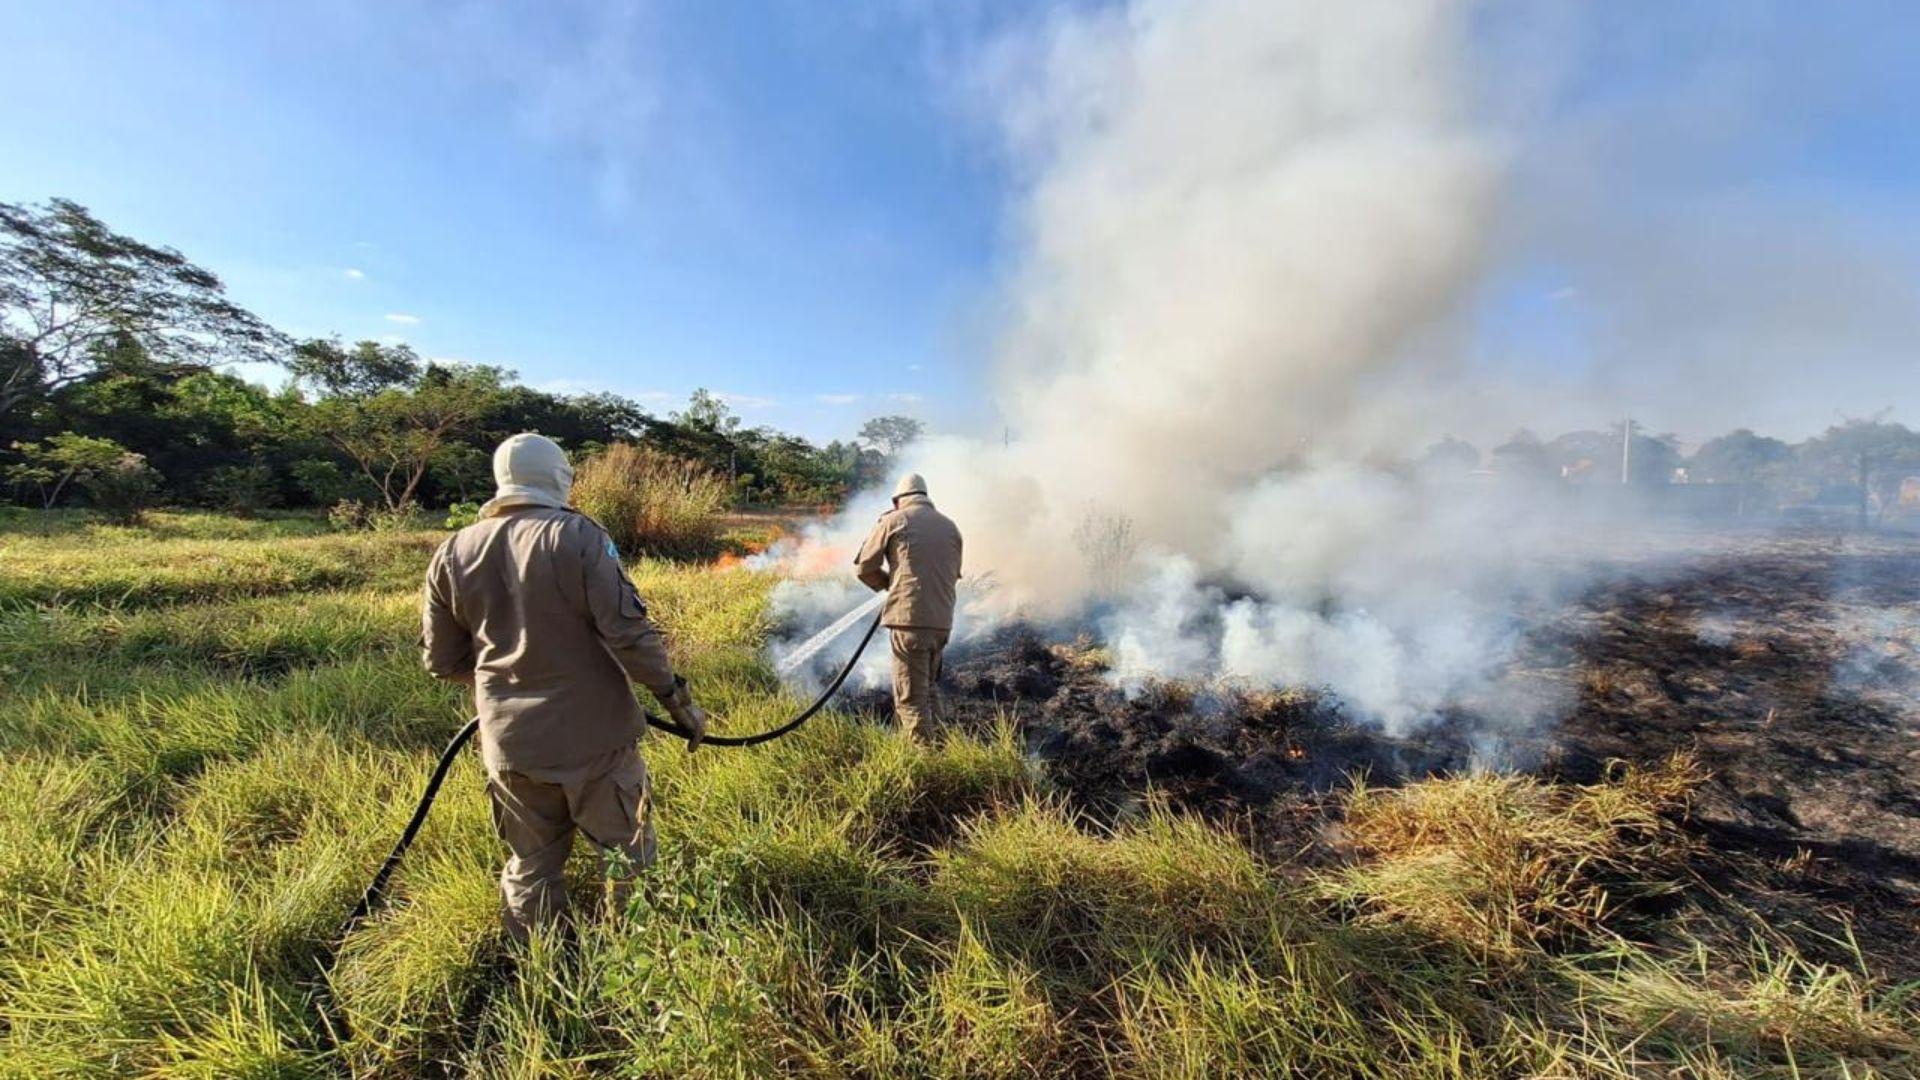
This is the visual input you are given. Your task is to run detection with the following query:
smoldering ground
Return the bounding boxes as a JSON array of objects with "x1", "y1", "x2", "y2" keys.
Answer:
[
  {"x1": 770, "y1": 0, "x2": 1918, "y2": 745},
  {"x1": 784, "y1": 526, "x2": 1920, "y2": 984}
]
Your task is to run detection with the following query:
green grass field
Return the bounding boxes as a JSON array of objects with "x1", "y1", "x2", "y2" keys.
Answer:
[{"x1": 0, "y1": 510, "x2": 1912, "y2": 1078}]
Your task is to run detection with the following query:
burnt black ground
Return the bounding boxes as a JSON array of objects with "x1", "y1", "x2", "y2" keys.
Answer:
[
  {"x1": 1533, "y1": 530, "x2": 1920, "y2": 980},
  {"x1": 847, "y1": 527, "x2": 1920, "y2": 980}
]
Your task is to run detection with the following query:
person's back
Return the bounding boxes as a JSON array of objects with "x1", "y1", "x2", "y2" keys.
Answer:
[
  {"x1": 427, "y1": 506, "x2": 666, "y2": 772},
  {"x1": 855, "y1": 474, "x2": 963, "y2": 741},
  {"x1": 422, "y1": 433, "x2": 708, "y2": 940},
  {"x1": 872, "y1": 496, "x2": 962, "y2": 630}
]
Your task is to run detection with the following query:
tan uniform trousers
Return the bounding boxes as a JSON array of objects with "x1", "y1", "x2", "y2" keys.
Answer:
[
  {"x1": 890, "y1": 628, "x2": 949, "y2": 743},
  {"x1": 486, "y1": 742, "x2": 655, "y2": 942}
]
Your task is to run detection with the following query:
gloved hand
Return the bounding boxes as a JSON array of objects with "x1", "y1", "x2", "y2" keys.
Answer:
[{"x1": 658, "y1": 675, "x2": 708, "y2": 751}]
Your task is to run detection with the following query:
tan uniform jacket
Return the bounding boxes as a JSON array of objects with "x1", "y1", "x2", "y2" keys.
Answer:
[
  {"x1": 422, "y1": 507, "x2": 676, "y2": 772},
  {"x1": 855, "y1": 494, "x2": 963, "y2": 629}
]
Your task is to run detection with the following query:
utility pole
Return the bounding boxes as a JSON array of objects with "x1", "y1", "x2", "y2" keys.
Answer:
[
  {"x1": 1620, "y1": 415, "x2": 1633, "y2": 486},
  {"x1": 1857, "y1": 452, "x2": 1871, "y2": 531}
]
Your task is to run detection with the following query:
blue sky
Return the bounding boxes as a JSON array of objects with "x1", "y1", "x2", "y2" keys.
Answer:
[
  {"x1": 3, "y1": 0, "x2": 1915, "y2": 443},
  {"x1": 0, "y1": 1, "x2": 1029, "y2": 439}
]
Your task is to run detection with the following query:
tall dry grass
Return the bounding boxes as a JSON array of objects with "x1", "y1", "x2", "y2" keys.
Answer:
[{"x1": 571, "y1": 443, "x2": 729, "y2": 560}]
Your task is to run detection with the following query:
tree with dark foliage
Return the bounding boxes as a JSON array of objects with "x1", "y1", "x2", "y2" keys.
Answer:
[
  {"x1": 858, "y1": 414, "x2": 924, "y2": 456},
  {"x1": 0, "y1": 199, "x2": 285, "y2": 422}
]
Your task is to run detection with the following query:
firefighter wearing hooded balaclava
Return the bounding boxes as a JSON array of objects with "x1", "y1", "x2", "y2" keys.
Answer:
[
  {"x1": 421, "y1": 433, "x2": 708, "y2": 941},
  {"x1": 854, "y1": 473, "x2": 964, "y2": 742}
]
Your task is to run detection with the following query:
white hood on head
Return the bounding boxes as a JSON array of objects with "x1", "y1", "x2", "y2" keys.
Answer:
[
  {"x1": 893, "y1": 472, "x2": 928, "y2": 500},
  {"x1": 481, "y1": 433, "x2": 573, "y2": 518}
]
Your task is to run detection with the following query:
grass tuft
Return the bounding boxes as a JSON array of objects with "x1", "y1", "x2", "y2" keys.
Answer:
[{"x1": 1321, "y1": 754, "x2": 1702, "y2": 957}]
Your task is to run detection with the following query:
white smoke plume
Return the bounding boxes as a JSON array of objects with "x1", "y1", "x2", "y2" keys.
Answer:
[
  {"x1": 768, "y1": 0, "x2": 1540, "y2": 731},
  {"x1": 768, "y1": 0, "x2": 1908, "y2": 739}
]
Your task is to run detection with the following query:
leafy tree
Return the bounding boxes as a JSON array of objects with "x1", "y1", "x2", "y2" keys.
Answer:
[
  {"x1": 1419, "y1": 436, "x2": 1479, "y2": 475},
  {"x1": 1794, "y1": 418, "x2": 1920, "y2": 525},
  {"x1": 858, "y1": 414, "x2": 924, "y2": 456},
  {"x1": 1689, "y1": 428, "x2": 1793, "y2": 513},
  {"x1": 819, "y1": 438, "x2": 888, "y2": 493},
  {"x1": 487, "y1": 386, "x2": 648, "y2": 455},
  {"x1": 289, "y1": 338, "x2": 421, "y2": 397},
  {"x1": 289, "y1": 458, "x2": 353, "y2": 504},
  {"x1": 201, "y1": 464, "x2": 278, "y2": 515},
  {"x1": 308, "y1": 363, "x2": 506, "y2": 510},
  {"x1": 33, "y1": 341, "x2": 304, "y2": 505},
  {"x1": 1690, "y1": 429, "x2": 1792, "y2": 483},
  {"x1": 1489, "y1": 430, "x2": 1553, "y2": 480},
  {"x1": 0, "y1": 198, "x2": 284, "y2": 421},
  {"x1": 675, "y1": 388, "x2": 741, "y2": 434},
  {"x1": 6, "y1": 432, "x2": 148, "y2": 510},
  {"x1": 1617, "y1": 422, "x2": 1683, "y2": 486}
]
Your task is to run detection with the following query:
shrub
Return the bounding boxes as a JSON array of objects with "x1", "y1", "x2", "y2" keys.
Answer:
[
  {"x1": 443, "y1": 501, "x2": 481, "y2": 530},
  {"x1": 84, "y1": 451, "x2": 162, "y2": 524},
  {"x1": 326, "y1": 499, "x2": 373, "y2": 532},
  {"x1": 572, "y1": 443, "x2": 728, "y2": 559},
  {"x1": 327, "y1": 498, "x2": 418, "y2": 533},
  {"x1": 290, "y1": 458, "x2": 352, "y2": 504},
  {"x1": 201, "y1": 464, "x2": 278, "y2": 516}
]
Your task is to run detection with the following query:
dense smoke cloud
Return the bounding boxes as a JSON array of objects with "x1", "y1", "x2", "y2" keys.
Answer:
[
  {"x1": 918, "y1": 0, "x2": 1502, "y2": 609},
  {"x1": 771, "y1": 0, "x2": 1912, "y2": 739}
]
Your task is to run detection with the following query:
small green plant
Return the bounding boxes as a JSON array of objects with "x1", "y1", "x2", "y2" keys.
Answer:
[
  {"x1": 443, "y1": 501, "x2": 482, "y2": 530},
  {"x1": 327, "y1": 498, "x2": 373, "y2": 532},
  {"x1": 572, "y1": 443, "x2": 728, "y2": 559}
]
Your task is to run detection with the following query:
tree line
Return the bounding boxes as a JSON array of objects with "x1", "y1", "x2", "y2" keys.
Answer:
[
  {"x1": 2, "y1": 198, "x2": 923, "y2": 517},
  {"x1": 1428, "y1": 419, "x2": 1920, "y2": 523}
]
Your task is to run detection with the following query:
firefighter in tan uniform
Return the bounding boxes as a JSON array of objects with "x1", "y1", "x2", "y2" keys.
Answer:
[
  {"x1": 422, "y1": 433, "x2": 708, "y2": 941},
  {"x1": 854, "y1": 473, "x2": 963, "y2": 742}
]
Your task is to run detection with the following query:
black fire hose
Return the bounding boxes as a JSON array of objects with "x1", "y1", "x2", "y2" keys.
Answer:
[
  {"x1": 337, "y1": 609, "x2": 885, "y2": 940},
  {"x1": 646, "y1": 608, "x2": 885, "y2": 748}
]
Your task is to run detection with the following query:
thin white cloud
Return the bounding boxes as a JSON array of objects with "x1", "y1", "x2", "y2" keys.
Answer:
[
  {"x1": 1548, "y1": 286, "x2": 1578, "y2": 301},
  {"x1": 887, "y1": 392, "x2": 923, "y2": 405},
  {"x1": 384, "y1": 312, "x2": 421, "y2": 325},
  {"x1": 718, "y1": 391, "x2": 779, "y2": 409},
  {"x1": 343, "y1": 268, "x2": 366, "y2": 281},
  {"x1": 379, "y1": 334, "x2": 408, "y2": 346},
  {"x1": 814, "y1": 393, "x2": 860, "y2": 405}
]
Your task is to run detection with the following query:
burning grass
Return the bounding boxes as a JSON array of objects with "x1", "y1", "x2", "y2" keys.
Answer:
[{"x1": 0, "y1": 511, "x2": 1915, "y2": 1077}]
